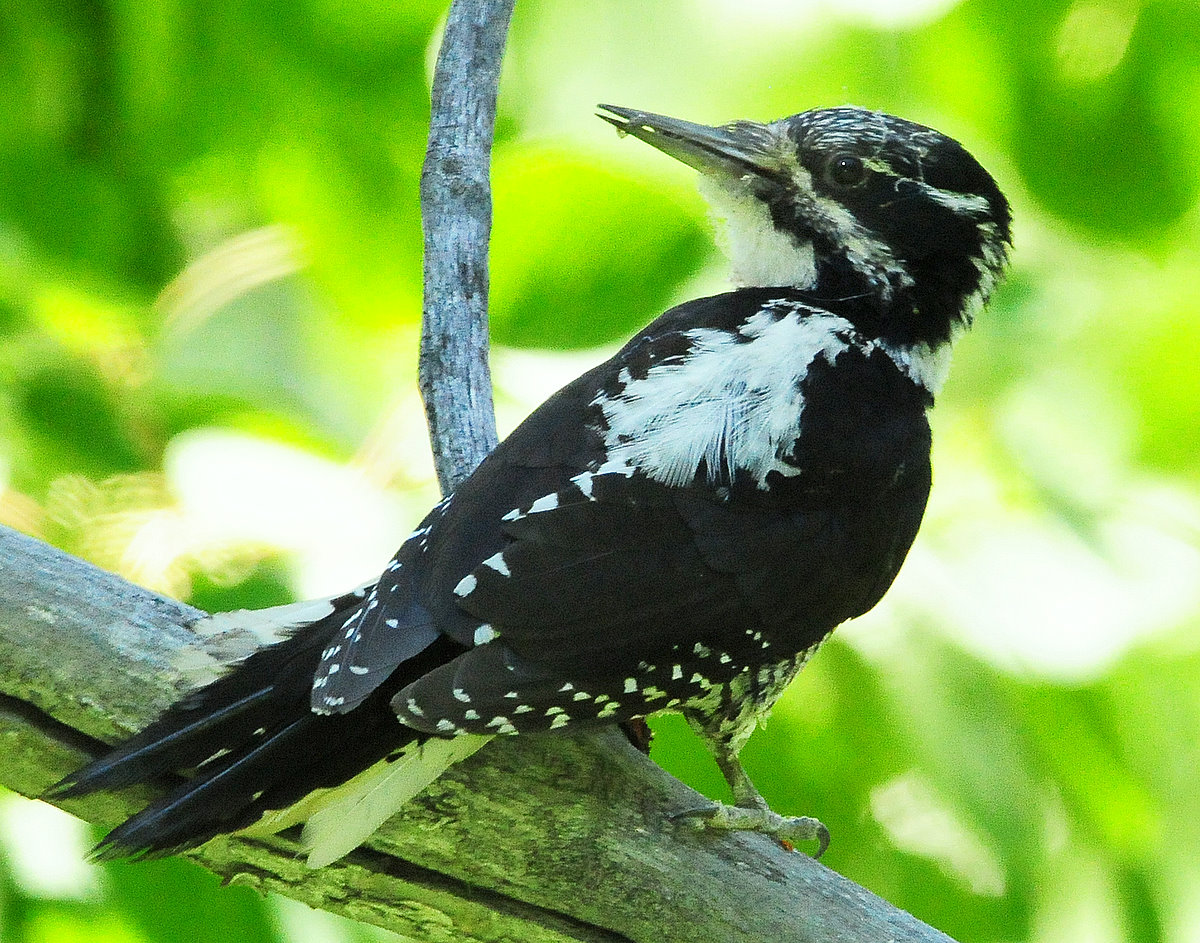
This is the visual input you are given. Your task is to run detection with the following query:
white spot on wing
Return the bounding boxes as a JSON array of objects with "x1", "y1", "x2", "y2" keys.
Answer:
[
  {"x1": 481, "y1": 552, "x2": 511, "y2": 577},
  {"x1": 596, "y1": 458, "x2": 635, "y2": 477},
  {"x1": 473, "y1": 624, "x2": 497, "y2": 645},
  {"x1": 454, "y1": 574, "x2": 477, "y2": 597},
  {"x1": 571, "y1": 472, "x2": 596, "y2": 499},
  {"x1": 528, "y1": 493, "x2": 560, "y2": 514}
]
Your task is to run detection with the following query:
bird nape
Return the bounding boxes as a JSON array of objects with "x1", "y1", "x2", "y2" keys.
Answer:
[{"x1": 50, "y1": 103, "x2": 1011, "y2": 867}]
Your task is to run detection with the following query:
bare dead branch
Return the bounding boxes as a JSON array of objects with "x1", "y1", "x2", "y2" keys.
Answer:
[{"x1": 419, "y1": 0, "x2": 515, "y2": 491}]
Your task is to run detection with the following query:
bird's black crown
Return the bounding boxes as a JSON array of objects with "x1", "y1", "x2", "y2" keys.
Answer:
[{"x1": 776, "y1": 107, "x2": 1012, "y2": 347}]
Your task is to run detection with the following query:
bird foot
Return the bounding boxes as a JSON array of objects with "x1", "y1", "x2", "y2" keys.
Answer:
[{"x1": 670, "y1": 802, "x2": 830, "y2": 858}]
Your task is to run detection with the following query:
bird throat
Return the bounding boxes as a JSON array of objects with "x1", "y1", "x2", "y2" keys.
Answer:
[{"x1": 698, "y1": 175, "x2": 817, "y2": 290}]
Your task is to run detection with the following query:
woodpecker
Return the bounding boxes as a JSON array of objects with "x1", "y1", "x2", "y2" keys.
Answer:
[{"x1": 52, "y1": 104, "x2": 1011, "y2": 866}]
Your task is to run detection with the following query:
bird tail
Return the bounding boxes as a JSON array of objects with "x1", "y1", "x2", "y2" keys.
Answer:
[{"x1": 48, "y1": 590, "x2": 469, "y2": 864}]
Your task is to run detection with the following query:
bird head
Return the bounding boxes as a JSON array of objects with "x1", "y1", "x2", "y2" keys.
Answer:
[{"x1": 598, "y1": 104, "x2": 1011, "y2": 359}]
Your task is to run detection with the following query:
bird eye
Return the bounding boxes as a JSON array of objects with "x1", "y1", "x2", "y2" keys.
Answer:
[{"x1": 827, "y1": 153, "x2": 867, "y2": 188}]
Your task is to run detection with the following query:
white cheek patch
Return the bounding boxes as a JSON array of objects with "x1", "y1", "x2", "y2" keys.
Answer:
[
  {"x1": 594, "y1": 307, "x2": 858, "y2": 488},
  {"x1": 792, "y1": 170, "x2": 915, "y2": 302}
]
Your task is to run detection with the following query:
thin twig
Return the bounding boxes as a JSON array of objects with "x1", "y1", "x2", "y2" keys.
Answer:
[{"x1": 419, "y1": 0, "x2": 516, "y2": 492}]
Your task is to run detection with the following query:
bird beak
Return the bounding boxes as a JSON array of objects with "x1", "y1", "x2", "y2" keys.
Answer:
[{"x1": 598, "y1": 105, "x2": 788, "y2": 184}]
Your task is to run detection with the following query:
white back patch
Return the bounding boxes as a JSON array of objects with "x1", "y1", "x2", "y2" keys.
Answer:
[{"x1": 595, "y1": 306, "x2": 858, "y2": 488}]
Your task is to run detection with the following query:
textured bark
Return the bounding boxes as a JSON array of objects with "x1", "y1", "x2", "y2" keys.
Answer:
[{"x1": 419, "y1": 0, "x2": 514, "y2": 491}]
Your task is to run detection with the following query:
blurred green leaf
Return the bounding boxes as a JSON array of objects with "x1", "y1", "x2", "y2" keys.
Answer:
[
  {"x1": 13, "y1": 357, "x2": 150, "y2": 485},
  {"x1": 490, "y1": 148, "x2": 710, "y2": 349}
]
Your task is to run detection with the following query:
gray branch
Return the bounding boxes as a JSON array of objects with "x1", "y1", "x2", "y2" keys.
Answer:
[
  {"x1": 419, "y1": 0, "x2": 514, "y2": 491},
  {"x1": 0, "y1": 524, "x2": 954, "y2": 943}
]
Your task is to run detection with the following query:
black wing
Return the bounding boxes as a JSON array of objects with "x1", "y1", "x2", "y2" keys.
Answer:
[{"x1": 392, "y1": 470, "x2": 863, "y2": 736}]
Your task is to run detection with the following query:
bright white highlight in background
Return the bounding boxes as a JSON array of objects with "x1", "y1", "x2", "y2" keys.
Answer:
[
  {"x1": 703, "y1": 0, "x2": 962, "y2": 28},
  {"x1": 164, "y1": 430, "x2": 411, "y2": 598},
  {"x1": 0, "y1": 795, "x2": 98, "y2": 898}
]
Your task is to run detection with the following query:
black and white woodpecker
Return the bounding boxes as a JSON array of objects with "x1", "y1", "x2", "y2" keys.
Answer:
[{"x1": 53, "y1": 104, "x2": 1011, "y2": 866}]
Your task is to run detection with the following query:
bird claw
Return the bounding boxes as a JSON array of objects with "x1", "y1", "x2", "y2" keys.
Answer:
[{"x1": 670, "y1": 802, "x2": 830, "y2": 858}]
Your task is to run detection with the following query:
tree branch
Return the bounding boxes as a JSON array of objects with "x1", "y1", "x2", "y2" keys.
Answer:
[
  {"x1": 419, "y1": 0, "x2": 514, "y2": 491},
  {"x1": 0, "y1": 524, "x2": 955, "y2": 943}
]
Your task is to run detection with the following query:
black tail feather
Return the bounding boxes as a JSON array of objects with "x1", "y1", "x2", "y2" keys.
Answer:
[
  {"x1": 48, "y1": 599, "x2": 465, "y2": 858},
  {"x1": 90, "y1": 717, "x2": 313, "y2": 859},
  {"x1": 49, "y1": 687, "x2": 276, "y2": 798}
]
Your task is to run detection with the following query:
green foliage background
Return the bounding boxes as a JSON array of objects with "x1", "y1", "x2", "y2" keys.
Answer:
[{"x1": 2, "y1": 1, "x2": 1199, "y2": 941}]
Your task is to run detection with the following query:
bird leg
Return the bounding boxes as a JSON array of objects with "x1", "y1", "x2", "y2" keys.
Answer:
[{"x1": 671, "y1": 739, "x2": 830, "y2": 857}]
